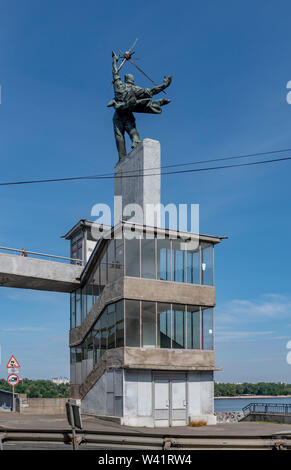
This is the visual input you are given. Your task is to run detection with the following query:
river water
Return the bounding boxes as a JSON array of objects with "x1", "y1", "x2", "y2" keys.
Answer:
[{"x1": 214, "y1": 396, "x2": 291, "y2": 412}]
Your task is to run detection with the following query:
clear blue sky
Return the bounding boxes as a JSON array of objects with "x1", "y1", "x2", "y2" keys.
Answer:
[{"x1": 0, "y1": 0, "x2": 291, "y2": 382}]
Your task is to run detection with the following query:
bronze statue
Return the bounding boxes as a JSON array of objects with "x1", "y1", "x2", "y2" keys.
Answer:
[{"x1": 107, "y1": 48, "x2": 172, "y2": 161}]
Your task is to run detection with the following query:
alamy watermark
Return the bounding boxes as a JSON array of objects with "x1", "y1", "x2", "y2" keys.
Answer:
[
  {"x1": 286, "y1": 340, "x2": 291, "y2": 365},
  {"x1": 90, "y1": 197, "x2": 200, "y2": 247},
  {"x1": 286, "y1": 81, "x2": 291, "y2": 104}
]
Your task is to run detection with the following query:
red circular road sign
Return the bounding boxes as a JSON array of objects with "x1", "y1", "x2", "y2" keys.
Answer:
[{"x1": 7, "y1": 374, "x2": 19, "y2": 386}]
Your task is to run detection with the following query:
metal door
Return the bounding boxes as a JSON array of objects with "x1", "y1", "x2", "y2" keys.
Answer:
[
  {"x1": 171, "y1": 378, "x2": 187, "y2": 426},
  {"x1": 154, "y1": 374, "x2": 187, "y2": 427},
  {"x1": 154, "y1": 378, "x2": 170, "y2": 426}
]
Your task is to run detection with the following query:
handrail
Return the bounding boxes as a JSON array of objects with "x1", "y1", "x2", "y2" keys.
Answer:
[
  {"x1": 242, "y1": 402, "x2": 291, "y2": 416},
  {"x1": 0, "y1": 245, "x2": 83, "y2": 265}
]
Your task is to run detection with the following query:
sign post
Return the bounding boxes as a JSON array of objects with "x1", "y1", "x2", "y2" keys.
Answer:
[
  {"x1": 6, "y1": 356, "x2": 21, "y2": 412},
  {"x1": 66, "y1": 400, "x2": 83, "y2": 450}
]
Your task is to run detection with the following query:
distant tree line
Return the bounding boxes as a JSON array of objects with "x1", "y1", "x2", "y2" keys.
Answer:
[
  {"x1": 214, "y1": 382, "x2": 291, "y2": 397},
  {"x1": 0, "y1": 379, "x2": 70, "y2": 398},
  {"x1": 1, "y1": 379, "x2": 290, "y2": 398}
]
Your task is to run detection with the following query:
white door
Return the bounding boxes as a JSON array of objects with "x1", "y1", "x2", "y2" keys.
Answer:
[
  {"x1": 171, "y1": 378, "x2": 187, "y2": 426},
  {"x1": 154, "y1": 378, "x2": 170, "y2": 426}
]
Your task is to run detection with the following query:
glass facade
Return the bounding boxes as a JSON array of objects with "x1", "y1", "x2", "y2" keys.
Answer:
[
  {"x1": 71, "y1": 300, "x2": 125, "y2": 367},
  {"x1": 126, "y1": 238, "x2": 213, "y2": 285},
  {"x1": 70, "y1": 237, "x2": 214, "y2": 329},
  {"x1": 71, "y1": 301, "x2": 214, "y2": 369},
  {"x1": 70, "y1": 239, "x2": 125, "y2": 328}
]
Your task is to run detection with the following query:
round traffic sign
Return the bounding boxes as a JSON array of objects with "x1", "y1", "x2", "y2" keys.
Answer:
[{"x1": 7, "y1": 374, "x2": 19, "y2": 386}]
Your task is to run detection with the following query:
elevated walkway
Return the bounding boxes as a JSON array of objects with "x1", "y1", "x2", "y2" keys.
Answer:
[{"x1": 0, "y1": 252, "x2": 82, "y2": 293}]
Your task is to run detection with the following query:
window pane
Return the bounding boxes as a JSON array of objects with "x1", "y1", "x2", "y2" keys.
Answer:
[
  {"x1": 141, "y1": 239, "x2": 156, "y2": 279},
  {"x1": 75, "y1": 289, "x2": 81, "y2": 326},
  {"x1": 116, "y1": 300, "x2": 124, "y2": 347},
  {"x1": 100, "y1": 308, "x2": 108, "y2": 357},
  {"x1": 81, "y1": 287, "x2": 86, "y2": 322},
  {"x1": 172, "y1": 304, "x2": 185, "y2": 348},
  {"x1": 76, "y1": 239, "x2": 83, "y2": 265},
  {"x1": 157, "y1": 239, "x2": 171, "y2": 281},
  {"x1": 157, "y1": 303, "x2": 171, "y2": 348},
  {"x1": 172, "y1": 240, "x2": 185, "y2": 283},
  {"x1": 70, "y1": 292, "x2": 76, "y2": 329},
  {"x1": 93, "y1": 319, "x2": 101, "y2": 364},
  {"x1": 201, "y1": 243, "x2": 213, "y2": 286},
  {"x1": 99, "y1": 246, "x2": 108, "y2": 294},
  {"x1": 125, "y1": 239, "x2": 140, "y2": 277},
  {"x1": 187, "y1": 306, "x2": 200, "y2": 349},
  {"x1": 75, "y1": 346, "x2": 82, "y2": 362},
  {"x1": 82, "y1": 341, "x2": 88, "y2": 360},
  {"x1": 107, "y1": 240, "x2": 116, "y2": 283},
  {"x1": 142, "y1": 301, "x2": 156, "y2": 347},
  {"x1": 86, "y1": 280, "x2": 94, "y2": 313},
  {"x1": 115, "y1": 239, "x2": 124, "y2": 279},
  {"x1": 87, "y1": 334, "x2": 93, "y2": 360},
  {"x1": 92, "y1": 263, "x2": 100, "y2": 303},
  {"x1": 107, "y1": 303, "x2": 116, "y2": 349},
  {"x1": 70, "y1": 347, "x2": 76, "y2": 364},
  {"x1": 202, "y1": 308, "x2": 213, "y2": 350},
  {"x1": 186, "y1": 248, "x2": 200, "y2": 284},
  {"x1": 125, "y1": 300, "x2": 140, "y2": 347}
]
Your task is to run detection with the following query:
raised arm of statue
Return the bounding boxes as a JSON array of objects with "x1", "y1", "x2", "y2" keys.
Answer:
[
  {"x1": 148, "y1": 75, "x2": 173, "y2": 97},
  {"x1": 112, "y1": 51, "x2": 121, "y2": 84}
]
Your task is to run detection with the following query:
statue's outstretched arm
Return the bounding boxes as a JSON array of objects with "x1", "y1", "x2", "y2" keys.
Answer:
[
  {"x1": 112, "y1": 51, "x2": 121, "y2": 84},
  {"x1": 149, "y1": 75, "x2": 173, "y2": 96}
]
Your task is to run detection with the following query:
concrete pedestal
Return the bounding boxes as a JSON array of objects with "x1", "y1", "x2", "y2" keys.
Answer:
[{"x1": 114, "y1": 139, "x2": 161, "y2": 226}]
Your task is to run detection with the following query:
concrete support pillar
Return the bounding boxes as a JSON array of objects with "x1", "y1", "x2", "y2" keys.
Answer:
[{"x1": 114, "y1": 138, "x2": 161, "y2": 227}]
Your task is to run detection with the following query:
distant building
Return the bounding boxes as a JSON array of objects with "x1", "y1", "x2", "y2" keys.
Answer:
[{"x1": 51, "y1": 377, "x2": 69, "y2": 385}]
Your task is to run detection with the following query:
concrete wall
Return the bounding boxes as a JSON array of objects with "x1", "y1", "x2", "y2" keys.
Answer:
[
  {"x1": 123, "y1": 369, "x2": 154, "y2": 427},
  {"x1": 188, "y1": 371, "x2": 216, "y2": 425},
  {"x1": 242, "y1": 413, "x2": 291, "y2": 424},
  {"x1": 124, "y1": 347, "x2": 217, "y2": 371},
  {"x1": 18, "y1": 397, "x2": 67, "y2": 414},
  {"x1": 124, "y1": 277, "x2": 215, "y2": 308},
  {"x1": 79, "y1": 348, "x2": 124, "y2": 398},
  {"x1": 81, "y1": 368, "x2": 216, "y2": 427},
  {"x1": 82, "y1": 369, "x2": 123, "y2": 417}
]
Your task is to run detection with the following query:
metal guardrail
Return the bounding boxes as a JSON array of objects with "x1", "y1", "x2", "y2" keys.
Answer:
[
  {"x1": 0, "y1": 245, "x2": 83, "y2": 265},
  {"x1": 242, "y1": 402, "x2": 291, "y2": 416},
  {"x1": 0, "y1": 428, "x2": 291, "y2": 450}
]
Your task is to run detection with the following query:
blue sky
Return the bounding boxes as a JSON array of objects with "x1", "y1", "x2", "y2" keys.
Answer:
[{"x1": 0, "y1": 0, "x2": 291, "y2": 382}]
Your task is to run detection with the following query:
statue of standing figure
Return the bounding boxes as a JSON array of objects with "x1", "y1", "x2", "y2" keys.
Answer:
[{"x1": 107, "y1": 51, "x2": 172, "y2": 161}]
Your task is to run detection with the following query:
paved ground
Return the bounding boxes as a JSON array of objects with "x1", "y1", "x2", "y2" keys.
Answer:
[{"x1": 1, "y1": 411, "x2": 291, "y2": 436}]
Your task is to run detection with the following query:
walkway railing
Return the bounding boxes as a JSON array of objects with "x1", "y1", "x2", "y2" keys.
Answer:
[
  {"x1": 242, "y1": 402, "x2": 291, "y2": 416},
  {"x1": 0, "y1": 245, "x2": 83, "y2": 265}
]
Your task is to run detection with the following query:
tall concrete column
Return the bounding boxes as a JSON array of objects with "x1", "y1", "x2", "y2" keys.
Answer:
[{"x1": 114, "y1": 138, "x2": 161, "y2": 226}]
